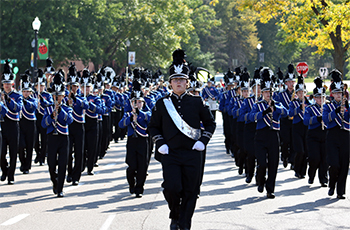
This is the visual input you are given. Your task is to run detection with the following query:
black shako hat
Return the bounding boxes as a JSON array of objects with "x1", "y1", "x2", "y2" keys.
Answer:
[{"x1": 168, "y1": 49, "x2": 190, "y2": 80}]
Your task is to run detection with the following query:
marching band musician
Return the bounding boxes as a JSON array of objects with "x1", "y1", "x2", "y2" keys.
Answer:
[
  {"x1": 249, "y1": 67, "x2": 287, "y2": 199},
  {"x1": 239, "y1": 68, "x2": 261, "y2": 184},
  {"x1": 232, "y1": 70, "x2": 250, "y2": 176},
  {"x1": 1, "y1": 59, "x2": 22, "y2": 184},
  {"x1": 41, "y1": 71, "x2": 73, "y2": 197},
  {"x1": 219, "y1": 70, "x2": 235, "y2": 156},
  {"x1": 148, "y1": 49, "x2": 216, "y2": 230},
  {"x1": 81, "y1": 69, "x2": 103, "y2": 175},
  {"x1": 322, "y1": 69, "x2": 349, "y2": 199},
  {"x1": 118, "y1": 79, "x2": 151, "y2": 198},
  {"x1": 66, "y1": 64, "x2": 89, "y2": 185},
  {"x1": 95, "y1": 73, "x2": 112, "y2": 161},
  {"x1": 288, "y1": 72, "x2": 310, "y2": 179},
  {"x1": 202, "y1": 77, "x2": 219, "y2": 120},
  {"x1": 303, "y1": 77, "x2": 328, "y2": 187},
  {"x1": 18, "y1": 71, "x2": 38, "y2": 175},
  {"x1": 34, "y1": 69, "x2": 54, "y2": 166},
  {"x1": 275, "y1": 64, "x2": 296, "y2": 169}
]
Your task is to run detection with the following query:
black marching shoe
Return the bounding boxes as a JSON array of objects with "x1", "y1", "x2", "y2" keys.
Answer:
[
  {"x1": 245, "y1": 177, "x2": 252, "y2": 184},
  {"x1": 258, "y1": 185, "x2": 264, "y2": 193},
  {"x1": 72, "y1": 181, "x2": 79, "y2": 186},
  {"x1": 57, "y1": 192, "x2": 64, "y2": 198},
  {"x1": 337, "y1": 195, "x2": 345, "y2": 199},
  {"x1": 23, "y1": 170, "x2": 29, "y2": 174},
  {"x1": 1, "y1": 173, "x2": 7, "y2": 181},
  {"x1": 129, "y1": 187, "x2": 135, "y2": 194},
  {"x1": 66, "y1": 176, "x2": 72, "y2": 183},
  {"x1": 135, "y1": 193, "x2": 142, "y2": 198},
  {"x1": 328, "y1": 187, "x2": 335, "y2": 196},
  {"x1": 53, "y1": 184, "x2": 58, "y2": 195},
  {"x1": 308, "y1": 178, "x2": 314, "y2": 184},
  {"x1": 320, "y1": 183, "x2": 327, "y2": 187},
  {"x1": 283, "y1": 159, "x2": 288, "y2": 168},
  {"x1": 8, "y1": 181, "x2": 14, "y2": 185},
  {"x1": 238, "y1": 167, "x2": 243, "y2": 175},
  {"x1": 267, "y1": 193, "x2": 275, "y2": 199},
  {"x1": 94, "y1": 163, "x2": 99, "y2": 167},
  {"x1": 87, "y1": 171, "x2": 94, "y2": 175},
  {"x1": 34, "y1": 157, "x2": 39, "y2": 164},
  {"x1": 170, "y1": 219, "x2": 179, "y2": 230}
]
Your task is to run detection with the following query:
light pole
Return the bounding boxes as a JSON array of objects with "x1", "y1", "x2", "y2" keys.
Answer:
[
  {"x1": 257, "y1": 43, "x2": 261, "y2": 67},
  {"x1": 125, "y1": 39, "x2": 130, "y2": 85},
  {"x1": 32, "y1": 17, "x2": 41, "y2": 81}
]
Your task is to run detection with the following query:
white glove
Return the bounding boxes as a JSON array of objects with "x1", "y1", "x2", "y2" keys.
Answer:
[
  {"x1": 158, "y1": 144, "x2": 169, "y2": 155},
  {"x1": 192, "y1": 141, "x2": 205, "y2": 151}
]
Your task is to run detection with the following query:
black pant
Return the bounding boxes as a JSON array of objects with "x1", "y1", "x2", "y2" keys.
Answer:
[
  {"x1": 47, "y1": 134, "x2": 69, "y2": 194},
  {"x1": 210, "y1": 110, "x2": 216, "y2": 120},
  {"x1": 236, "y1": 121, "x2": 246, "y2": 171},
  {"x1": 1, "y1": 118, "x2": 19, "y2": 182},
  {"x1": 126, "y1": 136, "x2": 149, "y2": 194},
  {"x1": 222, "y1": 112, "x2": 231, "y2": 153},
  {"x1": 292, "y1": 121, "x2": 308, "y2": 176},
  {"x1": 280, "y1": 117, "x2": 294, "y2": 164},
  {"x1": 112, "y1": 110, "x2": 122, "y2": 141},
  {"x1": 326, "y1": 126, "x2": 349, "y2": 196},
  {"x1": 96, "y1": 120, "x2": 103, "y2": 163},
  {"x1": 229, "y1": 117, "x2": 238, "y2": 159},
  {"x1": 35, "y1": 113, "x2": 48, "y2": 164},
  {"x1": 254, "y1": 127, "x2": 280, "y2": 193},
  {"x1": 100, "y1": 115, "x2": 110, "y2": 158},
  {"x1": 306, "y1": 127, "x2": 327, "y2": 184},
  {"x1": 244, "y1": 122, "x2": 256, "y2": 179},
  {"x1": 68, "y1": 121, "x2": 85, "y2": 182},
  {"x1": 19, "y1": 118, "x2": 36, "y2": 171},
  {"x1": 85, "y1": 117, "x2": 98, "y2": 172},
  {"x1": 161, "y1": 149, "x2": 202, "y2": 229}
]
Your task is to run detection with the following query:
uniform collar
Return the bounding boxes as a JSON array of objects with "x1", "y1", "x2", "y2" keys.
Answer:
[{"x1": 172, "y1": 91, "x2": 187, "y2": 99}]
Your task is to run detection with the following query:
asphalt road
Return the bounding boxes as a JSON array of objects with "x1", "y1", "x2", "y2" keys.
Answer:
[{"x1": 0, "y1": 115, "x2": 349, "y2": 230}]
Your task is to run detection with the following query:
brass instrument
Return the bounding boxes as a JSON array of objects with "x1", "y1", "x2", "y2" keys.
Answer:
[{"x1": 321, "y1": 95, "x2": 325, "y2": 130}]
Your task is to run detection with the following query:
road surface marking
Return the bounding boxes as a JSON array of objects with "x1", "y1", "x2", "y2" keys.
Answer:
[
  {"x1": 100, "y1": 214, "x2": 116, "y2": 230},
  {"x1": 1, "y1": 214, "x2": 30, "y2": 226}
]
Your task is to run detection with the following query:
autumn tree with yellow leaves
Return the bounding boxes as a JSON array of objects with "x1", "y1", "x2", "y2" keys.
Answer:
[{"x1": 237, "y1": 0, "x2": 350, "y2": 75}]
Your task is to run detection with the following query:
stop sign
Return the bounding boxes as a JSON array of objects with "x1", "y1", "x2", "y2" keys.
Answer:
[{"x1": 296, "y1": 62, "x2": 309, "y2": 75}]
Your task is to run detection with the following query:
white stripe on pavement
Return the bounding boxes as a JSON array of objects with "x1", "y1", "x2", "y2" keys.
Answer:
[
  {"x1": 104, "y1": 163, "x2": 117, "y2": 168},
  {"x1": 100, "y1": 214, "x2": 116, "y2": 230},
  {"x1": 1, "y1": 214, "x2": 30, "y2": 226}
]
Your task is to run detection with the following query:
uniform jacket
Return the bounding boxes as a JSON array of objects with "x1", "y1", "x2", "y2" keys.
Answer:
[
  {"x1": 118, "y1": 106, "x2": 151, "y2": 137},
  {"x1": 322, "y1": 100, "x2": 349, "y2": 131},
  {"x1": 21, "y1": 96, "x2": 38, "y2": 121},
  {"x1": 41, "y1": 103, "x2": 73, "y2": 135},
  {"x1": 148, "y1": 92, "x2": 216, "y2": 160},
  {"x1": 4, "y1": 90, "x2": 23, "y2": 121}
]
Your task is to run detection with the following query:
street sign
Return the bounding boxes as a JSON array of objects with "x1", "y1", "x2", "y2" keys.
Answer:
[
  {"x1": 296, "y1": 62, "x2": 309, "y2": 75},
  {"x1": 319, "y1": 67, "x2": 328, "y2": 78},
  {"x1": 1, "y1": 59, "x2": 17, "y2": 64}
]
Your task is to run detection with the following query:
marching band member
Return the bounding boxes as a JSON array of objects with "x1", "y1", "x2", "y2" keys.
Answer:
[
  {"x1": 148, "y1": 49, "x2": 216, "y2": 229},
  {"x1": 240, "y1": 68, "x2": 261, "y2": 183},
  {"x1": 18, "y1": 71, "x2": 38, "y2": 174},
  {"x1": 34, "y1": 69, "x2": 54, "y2": 165},
  {"x1": 81, "y1": 69, "x2": 103, "y2": 175},
  {"x1": 288, "y1": 73, "x2": 310, "y2": 179},
  {"x1": 304, "y1": 77, "x2": 328, "y2": 187},
  {"x1": 119, "y1": 79, "x2": 151, "y2": 198},
  {"x1": 1, "y1": 60, "x2": 22, "y2": 184},
  {"x1": 233, "y1": 70, "x2": 250, "y2": 176},
  {"x1": 250, "y1": 67, "x2": 287, "y2": 198},
  {"x1": 323, "y1": 69, "x2": 349, "y2": 199},
  {"x1": 66, "y1": 63, "x2": 89, "y2": 185},
  {"x1": 275, "y1": 64, "x2": 296, "y2": 168},
  {"x1": 42, "y1": 71, "x2": 73, "y2": 197}
]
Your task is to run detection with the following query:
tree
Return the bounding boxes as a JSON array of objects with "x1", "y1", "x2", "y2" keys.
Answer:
[{"x1": 237, "y1": 0, "x2": 350, "y2": 76}]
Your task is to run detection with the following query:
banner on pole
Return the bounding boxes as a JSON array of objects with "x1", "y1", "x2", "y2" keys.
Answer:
[
  {"x1": 128, "y1": 51, "x2": 135, "y2": 65},
  {"x1": 38, "y1": 38, "x2": 49, "y2": 60}
]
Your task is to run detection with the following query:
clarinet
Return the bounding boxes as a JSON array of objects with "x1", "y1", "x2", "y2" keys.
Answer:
[
  {"x1": 341, "y1": 86, "x2": 345, "y2": 129},
  {"x1": 269, "y1": 82, "x2": 273, "y2": 129}
]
